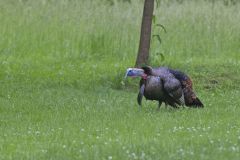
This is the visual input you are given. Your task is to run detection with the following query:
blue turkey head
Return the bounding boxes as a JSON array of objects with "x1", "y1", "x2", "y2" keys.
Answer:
[{"x1": 125, "y1": 68, "x2": 145, "y2": 79}]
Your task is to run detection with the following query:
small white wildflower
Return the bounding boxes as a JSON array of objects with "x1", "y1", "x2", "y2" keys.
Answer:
[
  {"x1": 231, "y1": 146, "x2": 236, "y2": 151},
  {"x1": 131, "y1": 153, "x2": 137, "y2": 159},
  {"x1": 41, "y1": 149, "x2": 47, "y2": 153},
  {"x1": 141, "y1": 151, "x2": 145, "y2": 158}
]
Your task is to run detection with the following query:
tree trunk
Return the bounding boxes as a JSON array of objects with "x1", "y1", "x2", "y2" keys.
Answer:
[{"x1": 135, "y1": 0, "x2": 154, "y2": 67}]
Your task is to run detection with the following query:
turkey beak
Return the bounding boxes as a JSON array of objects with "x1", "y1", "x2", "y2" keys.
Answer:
[{"x1": 124, "y1": 70, "x2": 129, "y2": 79}]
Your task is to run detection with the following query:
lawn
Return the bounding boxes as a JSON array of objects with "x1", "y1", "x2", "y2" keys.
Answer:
[{"x1": 0, "y1": 0, "x2": 240, "y2": 159}]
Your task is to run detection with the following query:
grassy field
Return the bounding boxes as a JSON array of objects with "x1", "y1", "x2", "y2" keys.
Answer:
[{"x1": 0, "y1": 0, "x2": 240, "y2": 159}]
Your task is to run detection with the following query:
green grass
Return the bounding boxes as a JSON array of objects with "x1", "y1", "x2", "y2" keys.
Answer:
[{"x1": 0, "y1": 0, "x2": 240, "y2": 159}]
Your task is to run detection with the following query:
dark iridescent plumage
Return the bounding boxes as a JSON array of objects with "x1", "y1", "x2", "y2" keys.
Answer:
[
  {"x1": 138, "y1": 72, "x2": 185, "y2": 108},
  {"x1": 141, "y1": 66, "x2": 204, "y2": 108}
]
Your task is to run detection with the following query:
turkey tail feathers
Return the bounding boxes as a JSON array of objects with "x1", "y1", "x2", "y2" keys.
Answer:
[{"x1": 186, "y1": 97, "x2": 204, "y2": 108}]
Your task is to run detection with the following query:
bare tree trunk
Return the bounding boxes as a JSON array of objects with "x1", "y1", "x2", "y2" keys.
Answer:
[{"x1": 135, "y1": 0, "x2": 154, "y2": 67}]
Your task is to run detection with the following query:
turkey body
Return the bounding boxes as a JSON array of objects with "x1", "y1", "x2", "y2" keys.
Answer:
[
  {"x1": 138, "y1": 75, "x2": 185, "y2": 108},
  {"x1": 140, "y1": 66, "x2": 204, "y2": 107},
  {"x1": 143, "y1": 76, "x2": 164, "y2": 100}
]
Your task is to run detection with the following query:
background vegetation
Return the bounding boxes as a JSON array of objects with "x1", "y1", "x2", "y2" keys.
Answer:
[{"x1": 0, "y1": 0, "x2": 240, "y2": 159}]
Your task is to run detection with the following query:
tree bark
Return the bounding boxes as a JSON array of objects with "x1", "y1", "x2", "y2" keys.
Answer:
[{"x1": 135, "y1": 0, "x2": 154, "y2": 67}]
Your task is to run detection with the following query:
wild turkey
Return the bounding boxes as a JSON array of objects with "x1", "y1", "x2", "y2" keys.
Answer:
[
  {"x1": 140, "y1": 66, "x2": 204, "y2": 107},
  {"x1": 125, "y1": 66, "x2": 204, "y2": 108},
  {"x1": 125, "y1": 68, "x2": 185, "y2": 108}
]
